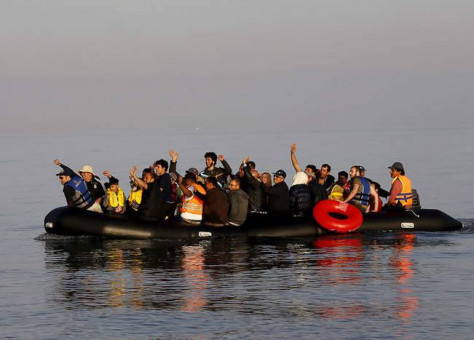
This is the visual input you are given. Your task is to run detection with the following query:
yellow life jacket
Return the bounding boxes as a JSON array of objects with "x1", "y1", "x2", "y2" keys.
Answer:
[
  {"x1": 329, "y1": 184, "x2": 344, "y2": 201},
  {"x1": 107, "y1": 187, "x2": 125, "y2": 208},
  {"x1": 128, "y1": 189, "x2": 142, "y2": 210},
  {"x1": 181, "y1": 183, "x2": 206, "y2": 221},
  {"x1": 392, "y1": 175, "x2": 413, "y2": 207}
]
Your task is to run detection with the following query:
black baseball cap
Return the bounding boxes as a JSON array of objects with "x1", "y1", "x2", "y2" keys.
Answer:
[{"x1": 273, "y1": 170, "x2": 287, "y2": 178}]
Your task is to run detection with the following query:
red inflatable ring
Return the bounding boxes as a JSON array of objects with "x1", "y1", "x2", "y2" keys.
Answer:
[{"x1": 313, "y1": 200, "x2": 363, "y2": 233}]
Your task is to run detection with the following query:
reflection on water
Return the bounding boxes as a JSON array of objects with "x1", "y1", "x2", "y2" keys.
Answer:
[{"x1": 42, "y1": 233, "x2": 431, "y2": 326}]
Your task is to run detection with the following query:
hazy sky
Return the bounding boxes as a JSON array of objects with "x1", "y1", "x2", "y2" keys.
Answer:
[{"x1": 1, "y1": 0, "x2": 474, "y2": 133}]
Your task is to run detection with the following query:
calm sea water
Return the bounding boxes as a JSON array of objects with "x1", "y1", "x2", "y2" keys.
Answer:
[{"x1": 1, "y1": 127, "x2": 474, "y2": 339}]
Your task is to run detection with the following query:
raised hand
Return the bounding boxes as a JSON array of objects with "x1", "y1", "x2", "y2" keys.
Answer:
[
  {"x1": 218, "y1": 154, "x2": 225, "y2": 162},
  {"x1": 291, "y1": 143, "x2": 296, "y2": 154},
  {"x1": 242, "y1": 156, "x2": 250, "y2": 164},
  {"x1": 169, "y1": 149, "x2": 179, "y2": 162},
  {"x1": 54, "y1": 159, "x2": 61, "y2": 166}
]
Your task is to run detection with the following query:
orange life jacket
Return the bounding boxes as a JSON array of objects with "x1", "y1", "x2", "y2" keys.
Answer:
[
  {"x1": 180, "y1": 183, "x2": 206, "y2": 221},
  {"x1": 392, "y1": 175, "x2": 413, "y2": 207}
]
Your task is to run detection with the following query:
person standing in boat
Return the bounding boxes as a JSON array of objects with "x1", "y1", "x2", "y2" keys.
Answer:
[
  {"x1": 385, "y1": 162, "x2": 413, "y2": 210},
  {"x1": 129, "y1": 166, "x2": 163, "y2": 222},
  {"x1": 102, "y1": 170, "x2": 127, "y2": 215},
  {"x1": 200, "y1": 152, "x2": 232, "y2": 188},
  {"x1": 78, "y1": 165, "x2": 106, "y2": 208},
  {"x1": 54, "y1": 159, "x2": 102, "y2": 213}
]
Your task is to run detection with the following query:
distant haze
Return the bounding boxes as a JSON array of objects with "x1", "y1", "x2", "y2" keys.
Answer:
[{"x1": 1, "y1": 0, "x2": 474, "y2": 133}]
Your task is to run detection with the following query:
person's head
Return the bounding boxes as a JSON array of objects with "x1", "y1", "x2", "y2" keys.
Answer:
[
  {"x1": 349, "y1": 166, "x2": 361, "y2": 179},
  {"x1": 388, "y1": 162, "x2": 405, "y2": 177},
  {"x1": 109, "y1": 177, "x2": 119, "y2": 193},
  {"x1": 142, "y1": 168, "x2": 154, "y2": 183},
  {"x1": 320, "y1": 164, "x2": 331, "y2": 179},
  {"x1": 337, "y1": 171, "x2": 348, "y2": 185},
  {"x1": 78, "y1": 165, "x2": 96, "y2": 183},
  {"x1": 56, "y1": 169, "x2": 74, "y2": 185},
  {"x1": 204, "y1": 152, "x2": 217, "y2": 168},
  {"x1": 248, "y1": 161, "x2": 256, "y2": 170},
  {"x1": 57, "y1": 174, "x2": 71, "y2": 185},
  {"x1": 237, "y1": 164, "x2": 245, "y2": 178},
  {"x1": 273, "y1": 169, "x2": 286, "y2": 184},
  {"x1": 358, "y1": 166, "x2": 366, "y2": 177},
  {"x1": 305, "y1": 164, "x2": 317, "y2": 176},
  {"x1": 153, "y1": 159, "x2": 168, "y2": 176},
  {"x1": 371, "y1": 181, "x2": 381, "y2": 192},
  {"x1": 229, "y1": 178, "x2": 241, "y2": 191},
  {"x1": 184, "y1": 172, "x2": 197, "y2": 186},
  {"x1": 261, "y1": 172, "x2": 272, "y2": 187},
  {"x1": 205, "y1": 176, "x2": 218, "y2": 190},
  {"x1": 170, "y1": 172, "x2": 177, "y2": 184}
]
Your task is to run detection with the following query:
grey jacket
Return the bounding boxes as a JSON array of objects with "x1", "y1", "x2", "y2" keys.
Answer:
[{"x1": 228, "y1": 189, "x2": 249, "y2": 226}]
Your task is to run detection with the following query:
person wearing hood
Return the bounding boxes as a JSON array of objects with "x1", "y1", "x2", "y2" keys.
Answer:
[{"x1": 227, "y1": 178, "x2": 249, "y2": 226}]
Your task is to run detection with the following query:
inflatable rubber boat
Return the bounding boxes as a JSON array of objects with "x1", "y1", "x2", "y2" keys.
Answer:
[{"x1": 44, "y1": 203, "x2": 462, "y2": 240}]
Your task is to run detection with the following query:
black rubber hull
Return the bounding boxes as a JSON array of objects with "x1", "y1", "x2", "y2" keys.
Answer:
[{"x1": 44, "y1": 207, "x2": 462, "y2": 240}]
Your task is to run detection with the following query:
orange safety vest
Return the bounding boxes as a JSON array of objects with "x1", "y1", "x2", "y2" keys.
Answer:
[
  {"x1": 181, "y1": 183, "x2": 206, "y2": 221},
  {"x1": 392, "y1": 175, "x2": 413, "y2": 207}
]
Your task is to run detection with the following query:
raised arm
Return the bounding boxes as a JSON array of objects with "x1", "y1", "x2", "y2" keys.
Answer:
[
  {"x1": 129, "y1": 166, "x2": 148, "y2": 190},
  {"x1": 290, "y1": 143, "x2": 302, "y2": 173},
  {"x1": 218, "y1": 154, "x2": 232, "y2": 175},
  {"x1": 169, "y1": 149, "x2": 182, "y2": 178},
  {"x1": 54, "y1": 159, "x2": 80, "y2": 178}
]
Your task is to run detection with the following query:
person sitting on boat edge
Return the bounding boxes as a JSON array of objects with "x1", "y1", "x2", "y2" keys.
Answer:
[
  {"x1": 54, "y1": 159, "x2": 102, "y2": 213},
  {"x1": 129, "y1": 166, "x2": 163, "y2": 222},
  {"x1": 369, "y1": 181, "x2": 383, "y2": 213},
  {"x1": 102, "y1": 170, "x2": 126, "y2": 215},
  {"x1": 317, "y1": 164, "x2": 335, "y2": 192},
  {"x1": 227, "y1": 177, "x2": 249, "y2": 226},
  {"x1": 342, "y1": 165, "x2": 376, "y2": 213},
  {"x1": 193, "y1": 176, "x2": 229, "y2": 227},
  {"x1": 385, "y1": 162, "x2": 413, "y2": 210},
  {"x1": 78, "y1": 165, "x2": 106, "y2": 208},
  {"x1": 200, "y1": 151, "x2": 232, "y2": 188}
]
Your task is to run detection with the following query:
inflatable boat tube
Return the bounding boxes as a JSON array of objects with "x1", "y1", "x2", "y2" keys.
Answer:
[
  {"x1": 313, "y1": 200, "x2": 363, "y2": 233},
  {"x1": 44, "y1": 206, "x2": 462, "y2": 240}
]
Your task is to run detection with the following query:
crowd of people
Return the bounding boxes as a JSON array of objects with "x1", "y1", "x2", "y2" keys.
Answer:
[{"x1": 54, "y1": 144, "x2": 414, "y2": 226}]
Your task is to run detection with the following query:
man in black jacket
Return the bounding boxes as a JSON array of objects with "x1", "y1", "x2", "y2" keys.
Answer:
[
  {"x1": 240, "y1": 156, "x2": 265, "y2": 212},
  {"x1": 260, "y1": 169, "x2": 290, "y2": 216}
]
